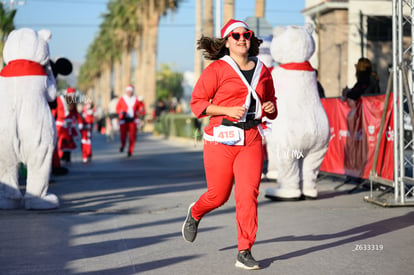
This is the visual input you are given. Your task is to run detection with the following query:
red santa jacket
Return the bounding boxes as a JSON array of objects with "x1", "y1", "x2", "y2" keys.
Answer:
[
  {"x1": 81, "y1": 105, "x2": 95, "y2": 129},
  {"x1": 191, "y1": 56, "x2": 277, "y2": 137},
  {"x1": 137, "y1": 100, "x2": 146, "y2": 117},
  {"x1": 116, "y1": 95, "x2": 140, "y2": 124},
  {"x1": 55, "y1": 95, "x2": 82, "y2": 137}
]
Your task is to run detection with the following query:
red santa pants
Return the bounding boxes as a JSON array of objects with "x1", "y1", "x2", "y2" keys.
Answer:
[
  {"x1": 81, "y1": 127, "x2": 93, "y2": 160},
  {"x1": 191, "y1": 128, "x2": 264, "y2": 251},
  {"x1": 56, "y1": 126, "x2": 77, "y2": 158},
  {"x1": 52, "y1": 147, "x2": 62, "y2": 169},
  {"x1": 120, "y1": 121, "x2": 137, "y2": 154}
]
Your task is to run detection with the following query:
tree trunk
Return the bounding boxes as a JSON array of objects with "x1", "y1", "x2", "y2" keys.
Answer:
[
  {"x1": 145, "y1": 12, "x2": 159, "y2": 116},
  {"x1": 86, "y1": 87, "x2": 94, "y2": 104},
  {"x1": 223, "y1": 0, "x2": 234, "y2": 23},
  {"x1": 121, "y1": 45, "x2": 132, "y2": 89},
  {"x1": 203, "y1": 0, "x2": 214, "y2": 37},
  {"x1": 140, "y1": 0, "x2": 160, "y2": 116},
  {"x1": 141, "y1": 7, "x2": 151, "y2": 113},
  {"x1": 102, "y1": 63, "x2": 112, "y2": 113},
  {"x1": 255, "y1": 0, "x2": 265, "y2": 18},
  {"x1": 94, "y1": 77, "x2": 102, "y2": 111},
  {"x1": 203, "y1": 0, "x2": 214, "y2": 69},
  {"x1": 194, "y1": 0, "x2": 203, "y2": 81},
  {"x1": 134, "y1": 32, "x2": 144, "y2": 100},
  {"x1": 113, "y1": 58, "x2": 122, "y2": 97}
]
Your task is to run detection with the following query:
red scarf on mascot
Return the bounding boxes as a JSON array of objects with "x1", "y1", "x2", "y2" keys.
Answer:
[
  {"x1": 0, "y1": 59, "x2": 46, "y2": 77},
  {"x1": 278, "y1": 61, "x2": 314, "y2": 71}
]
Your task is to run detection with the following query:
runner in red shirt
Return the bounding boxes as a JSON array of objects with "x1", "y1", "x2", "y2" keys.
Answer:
[
  {"x1": 116, "y1": 85, "x2": 140, "y2": 157},
  {"x1": 182, "y1": 19, "x2": 277, "y2": 270},
  {"x1": 80, "y1": 101, "x2": 95, "y2": 163},
  {"x1": 55, "y1": 87, "x2": 82, "y2": 162}
]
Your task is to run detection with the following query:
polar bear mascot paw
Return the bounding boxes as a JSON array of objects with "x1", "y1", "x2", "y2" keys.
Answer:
[
  {"x1": 0, "y1": 28, "x2": 59, "y2": 210},
  {"x1": 264, "y1": 23, "x2": 330, "y2": 201},
  {"x1": 24, "y1": 193, "x2": 60, "y2": 210}
]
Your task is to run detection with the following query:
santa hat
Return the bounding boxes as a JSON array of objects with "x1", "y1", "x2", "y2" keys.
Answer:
[
  {"x1": 126, "y1": 85, "x2": 134, "y2": 92},
  {"x1": 66, "y1": 87, "x2": 76, "y2": 94},
  {"x1": 221, "y1": 19, "x2": 249, "y2": 38}
]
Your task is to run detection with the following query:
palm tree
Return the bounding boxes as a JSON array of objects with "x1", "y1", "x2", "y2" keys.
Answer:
[
  {"x1": 194, "y1": 0, "x2": 203, "y2": 80},
  {"x1": 136, "y1": 0, "x2": 179, "y2": 114},
  {"x1": 106, "y1": 0, "x2": 140, "y2": 93},
  {"x1": 78, "y1": 20, "x2": 115, "y2": 110},
  {"x1": 78, "y1": 0, "x2": 181, "y2": 115},
  {"x1": 0, "y1": 3, "x2": 17, "y2": 66},
  {"x1": 79, "y1": 0, "x2": 137, "y2": 109}
]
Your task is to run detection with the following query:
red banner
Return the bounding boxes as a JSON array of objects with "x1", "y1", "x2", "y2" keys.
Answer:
[{"x1": 320, "y1": 94, "x2": 394, "y2": 180}]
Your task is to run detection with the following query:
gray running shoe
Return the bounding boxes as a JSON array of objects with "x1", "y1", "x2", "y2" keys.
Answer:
[
  {"x1": 182, "y1": 202, "x2": 199, "y2": 243},
  {"x1": 235, "y1": 250, "x2": 260, "y2": 270}
]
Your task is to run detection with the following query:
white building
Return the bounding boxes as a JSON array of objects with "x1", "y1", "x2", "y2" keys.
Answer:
[{"x1": 303, "y1": 0, "x2": 399, "y2": 97}]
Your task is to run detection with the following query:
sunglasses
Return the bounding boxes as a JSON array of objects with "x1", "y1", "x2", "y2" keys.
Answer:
[{"x1": 228, "y1": 30, "x2": 253, "y2": 41}]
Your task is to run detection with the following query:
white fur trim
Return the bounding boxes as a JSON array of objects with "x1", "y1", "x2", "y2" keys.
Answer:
[
  {"x1": 81, "y1": 139, "x2": 91, "y2": 144},
  {"x1": 221, "y1": 55, "x2": 263, "y2": 122},
  {"x1": 222, "y1": 22, "x2": 248, "y2": 38},
  {"x1": 126, "y1": 85, "x2": 134, "y2": 92},
  {"x1": 123, "y1": 95, "x2": 137, "y2": 118},
  {"x1": 60, "y1": 95, "x2": 70, "y2": 117}
]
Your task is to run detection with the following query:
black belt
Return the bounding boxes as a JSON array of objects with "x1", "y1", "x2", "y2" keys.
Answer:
[
  {"x1": 123, "y1": 117, "x2": 134, "y2": 123},
  {"x1": 222, "y1": 118, "x2": 261, "y2": 130}
]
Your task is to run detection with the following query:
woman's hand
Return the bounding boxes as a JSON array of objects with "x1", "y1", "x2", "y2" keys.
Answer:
[
  {"x1": 226, "y1": 105, "x2": 247, "y2": 120},
  {"x1": 205, "y1": 104, "x2": 246, "y2": 120},
  {"x1": 262, "y1": 101, "x2": 276, "y2": 114}
]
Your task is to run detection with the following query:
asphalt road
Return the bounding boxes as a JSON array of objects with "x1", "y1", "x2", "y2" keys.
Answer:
[{"x1": 0, "y1": 132, "x2": 413, "y2": 275}]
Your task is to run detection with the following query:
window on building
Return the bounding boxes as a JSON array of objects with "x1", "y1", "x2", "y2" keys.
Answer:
[
  {"x1": 367, "y1": 16, "x2": 411, "y2": 41},
  {"x1": 367, "y1": 16, "x2": 392, "y2": 41}
]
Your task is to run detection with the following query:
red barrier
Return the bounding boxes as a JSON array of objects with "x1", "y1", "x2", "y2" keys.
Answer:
[{"x1": 320, "y1": 94, "x2": 394, "y2": 180}]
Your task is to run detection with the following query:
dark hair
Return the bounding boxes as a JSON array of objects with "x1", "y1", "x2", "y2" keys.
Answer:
[
  {"x1": 355, "y1": 57, "x2": 373, "y2": 81},
  {"x1": 197, "y1": 32, "x2": 263, "y2": 60}
]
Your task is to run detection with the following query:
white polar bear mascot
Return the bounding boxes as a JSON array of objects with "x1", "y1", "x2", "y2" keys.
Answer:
[
  {"x1": 265, "y1": 24, "x2": 330, "y2": 200},
  {"x1": 0, "y1": 28, "x2": 59, "y2": 209}
]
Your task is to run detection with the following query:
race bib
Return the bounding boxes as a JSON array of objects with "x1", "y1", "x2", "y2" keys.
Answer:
[{"x1": 213, "y1": 125, "x2": 244, "y2": 146}]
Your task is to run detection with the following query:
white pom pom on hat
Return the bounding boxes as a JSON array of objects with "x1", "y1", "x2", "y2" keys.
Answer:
[{"x1": 125, "y1": 85, "x2": 134, "y2": 92}]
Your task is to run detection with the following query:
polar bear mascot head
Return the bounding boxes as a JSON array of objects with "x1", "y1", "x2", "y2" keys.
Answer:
[
  {"x1": 264, "y1": 24, "x2": 330, "y2": 201},
  {"x1": 0, "y1": 28, "x2": 59, "y2": 209}
]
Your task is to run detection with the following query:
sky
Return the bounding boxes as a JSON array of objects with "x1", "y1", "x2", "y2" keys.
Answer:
[{"x1": 13, "y1": 0, "x2": 305, "y2": 73}]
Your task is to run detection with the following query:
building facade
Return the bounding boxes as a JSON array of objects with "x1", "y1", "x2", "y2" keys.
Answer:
[{"x1": 303, "y1": 0, "x2": 397, "y2": 97}]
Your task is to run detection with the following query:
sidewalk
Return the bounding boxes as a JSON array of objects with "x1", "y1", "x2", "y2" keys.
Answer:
[{"x1": 0, "y1": 132, "x2": 412, "y2": 275}]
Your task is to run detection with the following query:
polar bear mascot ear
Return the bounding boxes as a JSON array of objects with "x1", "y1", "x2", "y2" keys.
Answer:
[
  {"x1": 38, "y1": 29, "x2": 52, "y2": 42},
  {"x1": 36, "y1": 29, "x2": 52, "y2": 65},
  {"x1": 273, "y1": 25, "x2": 287, "y2": 37},
  {"x1": 3, "y1": 28, "x2": 52, "y2": 66}
]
